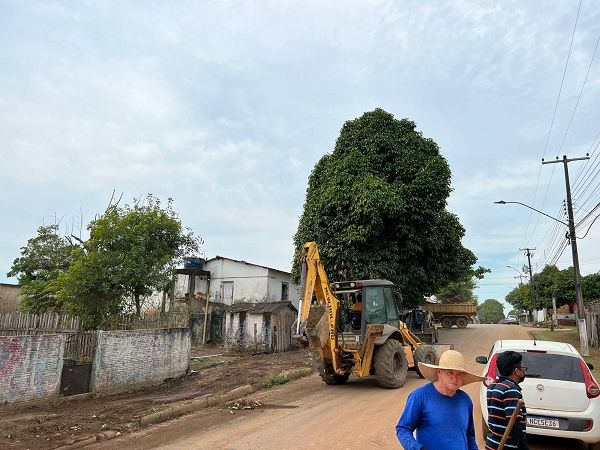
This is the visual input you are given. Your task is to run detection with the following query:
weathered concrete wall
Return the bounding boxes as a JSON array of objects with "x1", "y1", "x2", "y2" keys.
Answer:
[
  {"x1": 206, "y1": 258, "x2": 269, "y2": 305},
  {"x1": 0, "y1": 283, "x2": 21, "y2": 314},
  {"x1": 91, "y1": 329, "x2": 190, "y2": 394},
  {"x1": 266, "y1": 270, "x2": 301, "y2": 310},
  {"x1": 0, "y1": 334, "x2": 65, "y2": 405}
]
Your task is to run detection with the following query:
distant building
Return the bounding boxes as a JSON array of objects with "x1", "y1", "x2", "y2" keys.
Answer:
[{"x1": 0, "y1": 283, "x2": 21, "y2": 314}]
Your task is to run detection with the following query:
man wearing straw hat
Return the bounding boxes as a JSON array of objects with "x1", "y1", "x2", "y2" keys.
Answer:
[{"x1": 396, "y1": 349, "x2": 483, "y2": 450}]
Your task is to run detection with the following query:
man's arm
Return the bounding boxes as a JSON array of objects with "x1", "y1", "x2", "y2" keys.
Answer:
[
  {"x1": 396, "y1": 391, "x2": 424, "y2": 450},
  {"x1": 466, "y1": 397, "x2": 478, "y2": 450}
]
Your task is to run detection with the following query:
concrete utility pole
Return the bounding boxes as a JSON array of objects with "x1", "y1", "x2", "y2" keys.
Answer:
[
  {"x1": 520, "y1": 248, "x2": 537, "y2": 321},
  {"x1": 543, "y1": 154, "x2": 590, "y2": 356}
]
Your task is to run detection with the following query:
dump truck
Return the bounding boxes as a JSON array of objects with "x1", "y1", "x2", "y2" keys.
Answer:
[
  {"x1": 294, "y1": 242, "x2": 446, "y2": 388},
  {"x1": 423, "y1": 302, "x2": 477, "y2": 329}
]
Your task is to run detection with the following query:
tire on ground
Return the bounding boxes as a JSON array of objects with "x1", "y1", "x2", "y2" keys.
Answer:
[
  {"x1": 374, "y1": 340, "x2": 408, "y2": 388},
  {"x1": 413, "y1": 345, "x2": 437, "y2": 378},
  {"x1": 441, "y1": 317, "x2": 454, "y2": 328},
  {"x1": 318, "y1": 359, "x2": 349, "y2": 385},
  {"x1": 456, "y1": 317, "x2": 468, "y2": 329}
]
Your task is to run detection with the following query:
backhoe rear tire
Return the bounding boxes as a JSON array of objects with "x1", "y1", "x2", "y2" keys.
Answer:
[
  {"x1": 318, "y1": 359, "x2": 349, "y2": 385},
  {"x1": 374, "y1": 340, "x2": 408, "y2": 389},
  {"x1": 413, "y1": 346, "x2": 437, "y2": 378}
]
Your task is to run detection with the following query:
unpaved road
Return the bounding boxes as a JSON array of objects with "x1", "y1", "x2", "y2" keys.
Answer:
[{"x1": 95, "y1": 324, "x2": 587, "y2": 449}]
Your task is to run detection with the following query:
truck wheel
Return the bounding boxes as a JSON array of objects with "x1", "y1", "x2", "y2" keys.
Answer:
[
  {"x1": 456, "y1": 317, "x2": 468, "y2": 329},
  {"x1": 413, "y1": 346, "x2": 437, "y2": 378},
  {"x1": 318, "y1": 359, "x2": 349, "y2": 385},
  {"x1": 441, "y1": 317, "x2": 453, "y2": 328},
  {"x1": 374, "y1": 340, "x2": 408, "y2": 388}
]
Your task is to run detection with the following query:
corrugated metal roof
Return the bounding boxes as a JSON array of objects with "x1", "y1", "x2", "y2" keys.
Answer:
[{"x1": 225, "y1": 301, "x2": 297, "y2": 314}]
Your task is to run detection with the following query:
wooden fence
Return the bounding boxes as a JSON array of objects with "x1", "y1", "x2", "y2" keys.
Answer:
[{"x1": 0, "y1": 312, "x2": 80, "y2": 336}]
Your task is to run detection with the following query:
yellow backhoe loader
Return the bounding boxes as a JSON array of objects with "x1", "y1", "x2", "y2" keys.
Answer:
[{"x1": 294, "y1": 241, "x2": 442, "y2": 388}]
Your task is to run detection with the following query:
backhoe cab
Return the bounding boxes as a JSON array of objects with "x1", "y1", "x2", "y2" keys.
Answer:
[{"x1": 294, "y1": 242, "x2": 438, "y2": 388}]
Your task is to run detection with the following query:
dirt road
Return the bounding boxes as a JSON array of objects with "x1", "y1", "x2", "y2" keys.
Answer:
[{"x1": 96, "y1": 324, "x2": 587, "y2": 449}]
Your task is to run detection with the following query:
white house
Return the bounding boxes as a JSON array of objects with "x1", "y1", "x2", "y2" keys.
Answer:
[{"x1": 174, "y1": 256, "x2": 300, "y2": 310}]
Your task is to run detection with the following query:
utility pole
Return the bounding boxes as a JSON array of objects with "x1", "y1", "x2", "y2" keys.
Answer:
[
  {"x1": 543, "y1": 154, "x2": 590, "y2": 356},
  {"x1": 520, "y1": 247, "x2": 537, "y2": 321}
]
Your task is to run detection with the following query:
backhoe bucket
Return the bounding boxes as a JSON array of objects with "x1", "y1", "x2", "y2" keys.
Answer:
[{"x1": 304, "y1": 305, "x2": 331, "y2": 351}]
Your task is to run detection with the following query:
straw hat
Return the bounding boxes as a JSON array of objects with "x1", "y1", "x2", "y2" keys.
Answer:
[{"x1": 417, "y1": 349, "x2": 485, "y2": 386}]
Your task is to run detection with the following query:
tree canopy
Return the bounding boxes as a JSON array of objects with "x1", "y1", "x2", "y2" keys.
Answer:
[
  {"x1": 505, "y1": 264, "x2": 600, "y2": 312},
  {"x1": 9, "y1": 195, "x2": 201, "y2": 328},
  {"x1": 477, "y1": 299, "x2": 505, "y2": 324},
  {"x1": 7, "y1": 225, "x2": 76, "y2": 313},
  {"x1": 292, "y1": 109, "x2": 480, "y2": 307}
]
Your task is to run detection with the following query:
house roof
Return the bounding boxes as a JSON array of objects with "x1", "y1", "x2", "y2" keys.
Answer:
[
  {"x1": 225, "y1": 301, "x2": 297, "y2": 314},
  {"x1": 206, "y1": 256, "x2": 291, "y2": 276}
]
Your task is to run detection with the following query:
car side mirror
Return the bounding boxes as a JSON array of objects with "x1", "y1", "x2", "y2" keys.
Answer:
[
  {"x1": 475, "y1": 356, "x2": 488, "y2": 364},
  {"x1": 588, "y1": 362, "x2": 595, "y2": 371}
]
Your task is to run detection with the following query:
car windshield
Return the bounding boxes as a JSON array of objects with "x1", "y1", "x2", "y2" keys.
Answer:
[{"x1": 519, "y1": 352, "x2": 584, "y2": 382}]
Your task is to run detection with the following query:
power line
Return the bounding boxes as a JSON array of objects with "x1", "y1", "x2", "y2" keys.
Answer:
[{"x1": 525, "y1": 0, "x2": 583, "y2": 247}]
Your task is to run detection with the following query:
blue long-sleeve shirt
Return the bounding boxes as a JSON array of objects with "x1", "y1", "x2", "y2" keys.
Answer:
[{"x1": 396, "y1": 382, "x2": 478, "y2": 450}]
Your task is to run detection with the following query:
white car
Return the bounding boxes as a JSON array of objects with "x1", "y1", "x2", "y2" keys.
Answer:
[{"x1": 476, "y1": 339, "x2": 600, "y2": 449}]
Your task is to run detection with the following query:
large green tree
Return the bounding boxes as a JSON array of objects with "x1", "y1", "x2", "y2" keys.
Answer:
[
  {"x1": 505, "y1": 283, "x2": 531, "y2": 311},
  {"x1": 8, "y1": 225, "x2": 77, "y2": 313},
  {"x1": 478, "y1": 299, "x2": 505, "y2": 324},
  {"x1": 293, "y1": 109, "x2": 479, "y2": 307}
]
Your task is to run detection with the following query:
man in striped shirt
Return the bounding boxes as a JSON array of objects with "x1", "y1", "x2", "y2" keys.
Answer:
[{"x1": 485, "y1": 351, "x2": 528, "y2": 449}]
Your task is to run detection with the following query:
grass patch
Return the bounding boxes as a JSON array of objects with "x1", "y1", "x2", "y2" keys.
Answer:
[
  {"x1": 532, "y1": 327, "x2": 600, "y2": 379},
  {"x1": 189, "y1": 356, "x2": 237, "y2": 371},
  {"x1": 265, "y1": 374, "x2": 289, "y2": 388},
  {"x1": 142, "y1": 404, "x2": 169, "y2": 416}
]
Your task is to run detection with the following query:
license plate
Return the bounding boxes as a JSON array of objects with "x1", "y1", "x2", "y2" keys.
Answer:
[{"x1": 527, "y1": 416, "x2": 560, "y2": 428}]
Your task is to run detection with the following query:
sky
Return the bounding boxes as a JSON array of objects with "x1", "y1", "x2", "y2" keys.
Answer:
[{"x1": 2, "y1": 1, "x2": 600, "y2": 312}]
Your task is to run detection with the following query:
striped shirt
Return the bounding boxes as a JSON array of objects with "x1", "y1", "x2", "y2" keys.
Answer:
[{"x1": 485, "y1": 377, "x2": 528, "y2": 449}]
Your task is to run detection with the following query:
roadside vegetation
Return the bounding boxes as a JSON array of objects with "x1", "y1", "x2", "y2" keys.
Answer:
[{"x1": 190, "y1": 356, "x2": 238, "y2": 371}]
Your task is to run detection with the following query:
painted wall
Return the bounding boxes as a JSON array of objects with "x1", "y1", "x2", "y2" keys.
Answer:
[
  {"x1": 0, "y1": 334, "x2": 65, "y2": 405},
  {"x1": 91, "y1": 329, "x2": 190, "y2": 393}
]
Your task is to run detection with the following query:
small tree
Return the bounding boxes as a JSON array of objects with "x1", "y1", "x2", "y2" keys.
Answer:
[
  {"x1": 8, "y1": 225, "x2": 77, "y2": 313},
  {"x1": 478, "y1": 299, "x2": 505, "y2": 324},
  {"x1": 53, "y1": 195, "x2": 202, "y2": 325}
]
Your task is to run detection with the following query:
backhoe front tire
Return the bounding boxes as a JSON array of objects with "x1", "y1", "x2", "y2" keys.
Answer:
[
  {"x1": 374, "y1": 340, "x2": 408, "y2": 389},
  {"x1": 413, "y1": 346, "x2": 437, "y2": 378}
]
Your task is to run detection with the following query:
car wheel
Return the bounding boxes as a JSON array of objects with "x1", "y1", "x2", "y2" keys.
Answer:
[{"x1": 456, "y1": 317, "x2": 468, "y2": 328}]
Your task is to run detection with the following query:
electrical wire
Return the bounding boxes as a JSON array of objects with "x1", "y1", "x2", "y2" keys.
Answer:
[
  {"x1": 525, "y1": 0, "x2": 583, "y2": 247},
  {"x1": 578, "y1": 214, "x2": 600, "y2": 239}
]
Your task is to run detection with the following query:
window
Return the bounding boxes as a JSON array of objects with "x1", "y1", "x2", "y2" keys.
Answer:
[
  {"x1": 364, "y1": 287, "x2": 387, "y2": 324},
  {"x1": 519, "y1": 352, "x2": 584, "y2": 382},
  {"x1": 221, "y1": 281, "x2": 234, "y2": 305},
  {"x1": 383, "y1": 287, "x2": 397, "y2": 321},
  {"x1": 281, "y1": 282, "x2": 289, "y2": 301}
]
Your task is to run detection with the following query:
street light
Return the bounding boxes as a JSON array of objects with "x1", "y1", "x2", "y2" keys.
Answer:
[
  {"x1": 494, "y1": 201, "x2": 568, "y2": 225},
  {"x1": 495, "y1": 198, "x2": 589, "y2": 356},
  {"x1": 507, "y1": 265, "x2": 526, "y2": 284}
]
